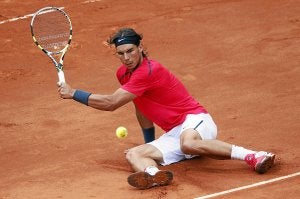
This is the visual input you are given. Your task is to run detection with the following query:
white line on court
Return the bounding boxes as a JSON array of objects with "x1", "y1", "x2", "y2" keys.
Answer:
[
  {"x1": 0, "y1": 13, "x2": 33, "y2": 25},
  {"x1": 0, "y1": 7, "x2": 65, "y2": 25},
  {"x1": 82, "y1": 0, "x2": 102, "y2": 4},
  {"x1": 0, "y1": 0, "x2": 102, "y2": 25},
  {"x1": 194, "y1": 171, "x2": 300, "y2": 199}
]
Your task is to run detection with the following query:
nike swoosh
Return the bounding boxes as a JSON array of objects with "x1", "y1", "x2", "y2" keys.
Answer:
[{"x1": 118, "y1": 38, "x2": 126, "y2": 42}]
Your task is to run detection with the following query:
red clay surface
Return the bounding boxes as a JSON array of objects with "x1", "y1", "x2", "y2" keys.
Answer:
[{"x1": 1, "y1": 0, "x2": 299, "y2": 198}]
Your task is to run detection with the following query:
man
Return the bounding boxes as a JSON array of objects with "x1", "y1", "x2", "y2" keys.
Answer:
[{"x1": 58, "y1": 28, "x2": 275, "y2": 189}]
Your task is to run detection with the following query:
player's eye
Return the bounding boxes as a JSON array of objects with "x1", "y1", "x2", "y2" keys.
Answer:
[
  {"x1": 117, "y1": 52, "x2": 124, "y2": 56},
  {"x1": 126, "y1": 48, "x2": 134, "y2": 53},
  {"x1": 116, "y1": 48, "x2": 135, "y2": 57}
]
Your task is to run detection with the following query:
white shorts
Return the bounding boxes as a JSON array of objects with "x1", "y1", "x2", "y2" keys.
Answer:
[{"x1": 149, "y1": 113, "x2": 217, "y2": 166}]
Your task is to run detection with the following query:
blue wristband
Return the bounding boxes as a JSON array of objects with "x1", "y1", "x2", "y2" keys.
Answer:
[
  {"x1": 73, "y1": 89, "x2": 91, "y2": 106},
  {"x1": 142, "y1": 127, "x2": 155, "y2": 143}
]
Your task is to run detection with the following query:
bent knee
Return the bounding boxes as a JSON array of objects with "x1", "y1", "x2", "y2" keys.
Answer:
[
  {"x1": 125, "y1": 148, "x2": 139, "y2": 162},
  {"x1": 181, "y1": 139, "x2": 206, "y2": 154},
  {"x1": 180, "y1": 130, "x2": 202, "y2": 153},
  {"x1": 181, "y1": 140, "x2": 195, "y2": 154}
]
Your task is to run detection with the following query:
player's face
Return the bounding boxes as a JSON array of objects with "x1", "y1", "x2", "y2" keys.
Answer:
[{"x1": 115, "y1": 44, "x2": 143, "y2": 71}]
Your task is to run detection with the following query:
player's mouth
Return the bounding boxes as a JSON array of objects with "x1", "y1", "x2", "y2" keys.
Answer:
[{"x1": 125, "y1": 62, "x2": 134, "y2": 68}]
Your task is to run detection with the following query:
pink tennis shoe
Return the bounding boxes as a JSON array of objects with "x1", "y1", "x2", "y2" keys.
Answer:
[{"x1": 245, "y1": 151, "x2": 275, "y2": 174}]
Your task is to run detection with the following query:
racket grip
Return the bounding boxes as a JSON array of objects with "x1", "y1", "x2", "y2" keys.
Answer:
[{"x1": 57, "y1": 70, "x2": 66, "y2": 85}]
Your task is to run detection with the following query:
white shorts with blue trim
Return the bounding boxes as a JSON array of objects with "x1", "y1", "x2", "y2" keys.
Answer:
[{"x1": 148, "y1": 113, "x2": 217, "y2": 166}]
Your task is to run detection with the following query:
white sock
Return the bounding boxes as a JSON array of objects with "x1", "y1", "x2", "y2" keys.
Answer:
[
  {"x1": 144, "y1": 166, "x2": 159, "y2": 176},
  {"x1": 231, "y1": 145, "x2": 256, "y2": 160}
]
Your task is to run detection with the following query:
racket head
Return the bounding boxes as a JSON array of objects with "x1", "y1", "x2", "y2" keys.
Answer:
[{"x1": 30, "y1": 7, "x2": 72, "y2": 54}]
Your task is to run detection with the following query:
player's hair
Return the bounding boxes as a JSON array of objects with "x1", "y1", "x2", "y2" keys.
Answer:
[{"x1": 107, "y1": 27, "x2": 148, "y2": 57}]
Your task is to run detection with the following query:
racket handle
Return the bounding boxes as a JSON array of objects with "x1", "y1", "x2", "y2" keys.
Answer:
[{"x1": 57, "y1": 70, "x2": 66, "y2": 85}]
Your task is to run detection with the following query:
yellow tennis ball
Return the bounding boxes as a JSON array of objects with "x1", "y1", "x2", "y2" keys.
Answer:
[{"x1": 116, "y1": 126, "x2": 128, "y2": 138}]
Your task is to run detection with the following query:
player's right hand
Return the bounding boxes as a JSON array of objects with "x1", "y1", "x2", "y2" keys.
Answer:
[{"x1": 58, "y1": 82, "x2": 75, "y2": 99}]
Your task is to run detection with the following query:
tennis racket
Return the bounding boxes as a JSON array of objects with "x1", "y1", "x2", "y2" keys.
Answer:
[{"x1": 30, "y1": 7, "x2": 72, "y2": 85}]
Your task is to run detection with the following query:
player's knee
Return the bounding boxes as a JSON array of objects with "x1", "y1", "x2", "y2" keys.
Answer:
[
  {"x1": 181, "y1": 139, "x2": 203, "y2": 154},
  {"x1": 125, "y1": 148, "x2": 139, "y2": 163},
  {"x1": 180, "y1": 130, "x2": 203, "y2": 154},
  {"x1": 181, "y1": 140, "x2": 192, "y2": 154}
]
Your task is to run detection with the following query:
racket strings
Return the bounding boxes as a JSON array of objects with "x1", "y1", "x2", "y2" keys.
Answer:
[{"x1": 33, "y1": 9, "x2": 71, "y2": 52}]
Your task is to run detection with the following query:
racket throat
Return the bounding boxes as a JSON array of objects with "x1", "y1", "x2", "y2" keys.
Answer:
[{"x1": 56, "y1": 63, "x2": 64, "y2": 71}]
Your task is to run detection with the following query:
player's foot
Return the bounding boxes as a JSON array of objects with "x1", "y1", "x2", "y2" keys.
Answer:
[
  {"x1": 127, "y1": 170, "x2": 173, "y2": 189},
  {"x1": 245, "y1": 151, "x2": 275, "y2": 174}
]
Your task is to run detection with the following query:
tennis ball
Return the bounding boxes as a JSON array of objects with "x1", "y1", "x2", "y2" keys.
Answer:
[{"x1": 116, "y1": 126, "x2": 128, "y2": 138}]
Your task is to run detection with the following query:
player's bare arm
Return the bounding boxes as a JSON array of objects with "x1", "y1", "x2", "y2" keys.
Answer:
[
  {"x1": 59, "y1": 83, "x2": 135, "y2": 111},
  {"x1": 88, "y1": 88, "x2": 135, "y2": 111}
]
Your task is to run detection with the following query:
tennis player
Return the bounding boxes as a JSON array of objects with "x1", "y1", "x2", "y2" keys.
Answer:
[{"x1": 58, "y1": 28, "x2": 275, "y2": 189}]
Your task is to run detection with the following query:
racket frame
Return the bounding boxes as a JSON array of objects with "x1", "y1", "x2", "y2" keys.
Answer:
[{"x1": 30, "y1": 6, "x2": 72, "y2": 84}]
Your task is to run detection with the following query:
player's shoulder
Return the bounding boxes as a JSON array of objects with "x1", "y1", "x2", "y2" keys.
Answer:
[
  {"x1": 144, "y1": 59, "x2": 167, "y2": 72},
  {"x1": 147, "y1": 59, "x2": 162, "y2": 67},
  {"x1": 138, "y1": 59, "x2": 161, "y2": 76},
  {"x1": 148, "y1": 59, "x2": 172, "y2": 77}
]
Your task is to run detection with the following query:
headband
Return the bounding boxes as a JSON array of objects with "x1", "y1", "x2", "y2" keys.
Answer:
[{"x1": 113, "y1": 35, "x2": 141, "y2": 47}]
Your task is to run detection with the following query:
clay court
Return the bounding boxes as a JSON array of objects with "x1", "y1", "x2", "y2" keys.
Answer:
[{"x1": 0, "y1": 0, "x2": 299, "y2": 198}]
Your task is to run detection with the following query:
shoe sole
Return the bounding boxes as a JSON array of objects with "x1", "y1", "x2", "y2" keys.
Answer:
[
  {"x1": 127, "y1": 170, "x2": 173, "y2": 189},
  {"x1": 255, "y1": 154, "x2": 275, "y2": 174}
]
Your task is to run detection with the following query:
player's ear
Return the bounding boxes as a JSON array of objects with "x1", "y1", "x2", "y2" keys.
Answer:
[{"x1": 138, "y1": 44, "x2": 143, "y2": 53}]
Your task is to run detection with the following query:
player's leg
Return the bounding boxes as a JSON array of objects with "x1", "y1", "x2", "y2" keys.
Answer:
[
  {"x1": 180, "y1": 131, "x2": 275, "y2": 174},
  {"x1": 180, "y1": 130, "x2": 232, "y2": 159},
  {"x1": 126, "y1": 144, "x2": 173, "y2": 189},
  {"x1": 126, "y1": 124, "x2": 192, "y2": 189},
  {"x1": 126, "y1": 144, "x2": 162, "y2": 172},
  {"x1": 179, "y1": 113, "x2": 231, "y2": 158},
  {"x1": 180, "y1": 113, "x2": 275, "y2": 174}
]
